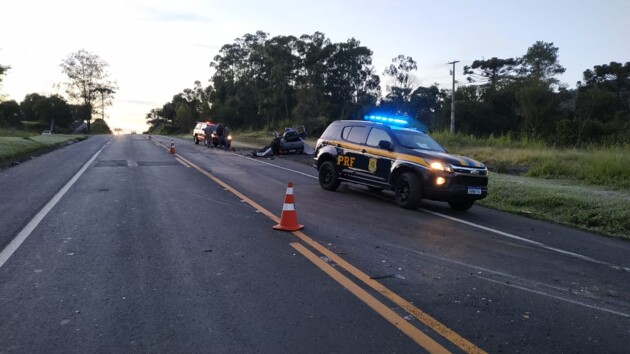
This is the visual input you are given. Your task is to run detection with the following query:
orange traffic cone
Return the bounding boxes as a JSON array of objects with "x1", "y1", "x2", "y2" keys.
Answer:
[
  {"x1": 169, "y1": 140, "x2": 176, "y2": 154},
  {"x1": 273, "y1": 182, "x2": 304, "y2": 231}
]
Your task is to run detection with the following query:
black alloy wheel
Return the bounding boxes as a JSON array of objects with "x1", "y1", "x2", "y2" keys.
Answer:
[
  {"x1": 319, "y1": 161, "x2": 341, "y2": 191},
  {"x1": 394, "y1": 172, "x2": 422, "y2": 209}
]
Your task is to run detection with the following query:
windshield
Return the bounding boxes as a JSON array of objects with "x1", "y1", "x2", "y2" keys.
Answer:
[{"x1": 391, "y1": 129, "x2": 446, "y2": 152}]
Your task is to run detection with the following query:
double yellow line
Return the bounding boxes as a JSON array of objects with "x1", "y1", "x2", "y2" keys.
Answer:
[{"x1": 164, "y1": 141, "x2": 485, "y2": 353}]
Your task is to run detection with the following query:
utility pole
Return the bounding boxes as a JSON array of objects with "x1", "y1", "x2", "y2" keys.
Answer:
[{"x1": 447, "y1": 60, "x2": 459, "y2": 134}]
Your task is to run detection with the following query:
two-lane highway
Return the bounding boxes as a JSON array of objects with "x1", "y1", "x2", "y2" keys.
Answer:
[{"x1": 2, "y1": 134, "x2": 629, "y2": 353}]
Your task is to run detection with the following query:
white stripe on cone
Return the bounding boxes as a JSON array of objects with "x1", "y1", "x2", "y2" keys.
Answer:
[
  {"x1": 286, "y1": 187, "x2": 294, "y2": 194},
  {"x1": 282, "y1": 203, "x2": 295, "y2": 211}
]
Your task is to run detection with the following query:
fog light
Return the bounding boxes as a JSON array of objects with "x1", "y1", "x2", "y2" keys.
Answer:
[{"x1": 436, "y1": 177, "x2": 446, "y2": 186}]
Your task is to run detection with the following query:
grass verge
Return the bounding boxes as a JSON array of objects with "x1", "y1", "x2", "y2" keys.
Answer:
[
  {"x1": 432, "y1": 131, "x2": 630, "y2": 190},
  {"x1": 0, "y1": 134, "x2": 87, "y2": 162},
  {"x1": 480, "y1": 173, "x2": 630, "y2": 240}
]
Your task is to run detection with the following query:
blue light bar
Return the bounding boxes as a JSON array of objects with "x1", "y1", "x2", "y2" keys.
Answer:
[{"x1": 364, "y1": 115, "x2": 408, "y2": 125}]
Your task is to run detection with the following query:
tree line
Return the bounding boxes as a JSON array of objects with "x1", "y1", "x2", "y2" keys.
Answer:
[
  {"x1": 146, "y1": 32, "x2": 629, "y2": 146},
  {"x1": 0, "y1": 49, "x2": 116, "y2": 134}
]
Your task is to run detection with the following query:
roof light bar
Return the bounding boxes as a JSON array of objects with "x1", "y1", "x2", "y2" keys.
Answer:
[{"x1": 363, "y1": 115, "x2": 408, "y2": 126}]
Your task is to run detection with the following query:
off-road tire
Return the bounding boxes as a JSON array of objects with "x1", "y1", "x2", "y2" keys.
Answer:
[
  {"x1": 319, "y1": 161, "x2": 341, "y2": 191},
  {"x1": 394, "y1": 173, "x2": 422, "y2": 209}
]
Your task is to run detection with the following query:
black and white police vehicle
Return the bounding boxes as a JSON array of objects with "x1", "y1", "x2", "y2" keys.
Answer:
[{"x1": 313, "y1": 116, "x2": 488, "y2": 211}]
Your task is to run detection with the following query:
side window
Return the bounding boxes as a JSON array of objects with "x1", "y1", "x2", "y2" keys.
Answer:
[
  {"x1": 341, "y1": 126, "x2": 352, "y2": 140},
  {"x1": 366, "y1": 128, "x2": 391, "y2": 148},
  {"x1": 345, "y1": 126, "x2": 368, "y2": 144}
]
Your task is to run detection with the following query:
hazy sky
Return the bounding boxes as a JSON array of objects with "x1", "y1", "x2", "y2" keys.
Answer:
[{"x1": 1, "y1": 0, "x2": 628, "y2": 133}]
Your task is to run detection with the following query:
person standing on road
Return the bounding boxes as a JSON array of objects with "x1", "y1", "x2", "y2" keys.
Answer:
[
  {"x1": 216, "y1": 123, "x2": 225, "y2": 149},
  {"x1": 223, "y1": 126, "x2": 230, "y2": 150},
  {"x1": 203, "y1": 124, "x2": 213, "y2": 148}
]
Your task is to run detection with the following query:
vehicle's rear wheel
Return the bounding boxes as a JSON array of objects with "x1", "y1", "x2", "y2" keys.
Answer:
[
  {"x1": 194, "y1": 136, "x2": 199, "y2": 144},
  {"x1": 448, "y1": 201, "x2": 474, "y2": 211},
  {"x1": 394, "y1": 173, "x2": 422, "y2": 209},
  {"x1": 319, "y1": 161, "x2": 341, "y2": 191}
]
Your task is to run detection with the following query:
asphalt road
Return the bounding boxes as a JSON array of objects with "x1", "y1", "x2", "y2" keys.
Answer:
[{"x1": 1, "y1": 134, "x2": 629, "y2": 353}]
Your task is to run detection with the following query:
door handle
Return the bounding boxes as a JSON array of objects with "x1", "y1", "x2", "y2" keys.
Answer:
[{"x1": 361, "y1": 149, "x2": 366, "y2": 153}]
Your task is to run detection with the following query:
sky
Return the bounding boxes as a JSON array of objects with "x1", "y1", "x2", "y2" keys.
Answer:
[{"x1": 1, "y1": 0, "x2": 629, "y2": 133}]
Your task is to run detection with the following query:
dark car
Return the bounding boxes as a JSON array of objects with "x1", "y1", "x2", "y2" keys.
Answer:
[{"x1": 313, "y1": 117, "x2": 488, "y2": 211}]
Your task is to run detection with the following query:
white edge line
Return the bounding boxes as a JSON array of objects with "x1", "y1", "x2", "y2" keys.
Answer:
[
  {"x1": 421, "y1": 209, "x2": 630, "y2": 272},
  {"x1": 191, "y1": 145, "x2": 630, "y2": 317},
  {"x1": 480, "y1": 274, "x2": 630, "y2": 318},
  {"x1": 228, "y1": 150, "x2": 628, "y2": 272},
  {"x1": 392, "y1": 242, "x2": 630, "y2": 318},
  {"x1": 0, "y1": 141, "x2": 109, "y2": 268}
]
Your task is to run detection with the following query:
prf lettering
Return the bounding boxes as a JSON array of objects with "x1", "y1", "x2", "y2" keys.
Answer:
[{"x1": 337, "y1": 155, "x2": 355, "y2": 167}]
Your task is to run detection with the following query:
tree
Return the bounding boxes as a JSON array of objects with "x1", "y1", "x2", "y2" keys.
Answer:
[
  {"x1": 20, "y1": 93, "x2": 73, "y2": 131},
  {"x1": 0, "y1": 100, "x2": 22, "y2": 127},
  {"x1": 573, "y1": 86, "x2": 614, "y2": 145},
  {"x1": 206, "y1": 31, "x2": 379, "y2": 130},
  {"x1": 0, "y1": 63, "x2": 10, "y2": 101},
  {"x1": 515, "y1": 79, "x2": 556, "y2": 139},
  {"x1": 60, "y1": 49, "x2": 117, "y2": 133},
  {"x1": 583, "y1": 61, "x2": 630, "y2": 105},
  {"x1": 0, "y1": 63, "x2": 9, "y2": 82},
  {"x1": 324, "y1": 38, "x2": 378, "y2": 120},
  {"x1": 519, "y1": 41, "x2": 565, "y2": 84},
  {"x1": 408, "y1": 85, "x2": 445, "y2": 130},
  {"x1": 382, "y1": 55, "x2": 418, "y2": 109},
  {"x1": 463, "y1": 57, "x2": 520, "y2": 92},
  {"x1": 174, "y1": 103, "x2": 194, "y2": 132}
]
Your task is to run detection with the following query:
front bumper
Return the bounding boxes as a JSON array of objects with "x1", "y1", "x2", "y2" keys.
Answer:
[{"x1": 422, "y1": 171, "x2": 488, "y2": 202}]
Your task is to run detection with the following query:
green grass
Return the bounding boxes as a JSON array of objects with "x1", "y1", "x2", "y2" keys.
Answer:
[
  {"x1": 0, "y1": 134, "x2": 87, "y2": 161},
  {"x1": 479, "y1": 173, "x2": 630, "y2": 239},
  {"x1": 432, "y1": 132, "x2": 630, "y2": 190}
]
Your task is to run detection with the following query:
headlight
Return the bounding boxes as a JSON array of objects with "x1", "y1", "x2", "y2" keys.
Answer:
[
  {"x1": 212, "y1": 133, "x2": 217, "y2": 138},
  {"x1": 430, "y1": 161, "x2": 453, "y2": 172},
  {"x1": 227, "y1": 135, "x2": 232, "y2": 140}
]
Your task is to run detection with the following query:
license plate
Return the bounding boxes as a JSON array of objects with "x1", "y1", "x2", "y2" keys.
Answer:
[{"x1": 467, "y1": 187, "x2": 482, "y2": 195}]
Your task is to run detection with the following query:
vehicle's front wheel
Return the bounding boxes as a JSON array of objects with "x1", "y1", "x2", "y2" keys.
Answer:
[
  {"x1": 319, "y1": 161, "x2": 341, "y2": 191},
  {"x1": 448, "y1": 201, "x2": 474, "y2": 211},
  {"x1": 394, "y1": 173, "x2": 422, "y2": 209}
]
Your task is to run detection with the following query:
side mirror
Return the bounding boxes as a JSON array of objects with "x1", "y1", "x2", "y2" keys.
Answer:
[{"x1": 378, "y1": 140, "x2": 392, "y2": 150}]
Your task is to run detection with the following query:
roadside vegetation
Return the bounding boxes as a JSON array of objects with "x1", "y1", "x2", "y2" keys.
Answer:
[
  {"x1": 480, "y1": 173, "x2": 630, "y2": 240},
  {"x1": 0, "y1": 130, "x2": 87, "y2": 162},
  {"x1": 433, "y1": 132, "x2": 630, "y2": 189},
  {"x1": 428, "y1": 132, "x2": 630, "y2": 239}
]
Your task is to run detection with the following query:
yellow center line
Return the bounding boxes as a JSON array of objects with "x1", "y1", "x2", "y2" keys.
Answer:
[
  {"x1": 291, "y1": 230, "x2": 486, "y2": 354},
  {"x1": 175, "y1": 157, "x2": 191, "y2": 168},
  {"x1": 291, "y1": 242, "x2": 449, "y2": 353},
  {"x1": 175, "y1": 154, "x2": 279, "y2": 223},
  {"x1": 168, "y1": 146, "x2": 485, "y2": 354}
]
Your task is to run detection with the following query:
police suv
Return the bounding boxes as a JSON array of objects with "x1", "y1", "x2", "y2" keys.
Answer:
[{"x1": 313, "y1": 117, "x2": 488, "y2": 211}]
